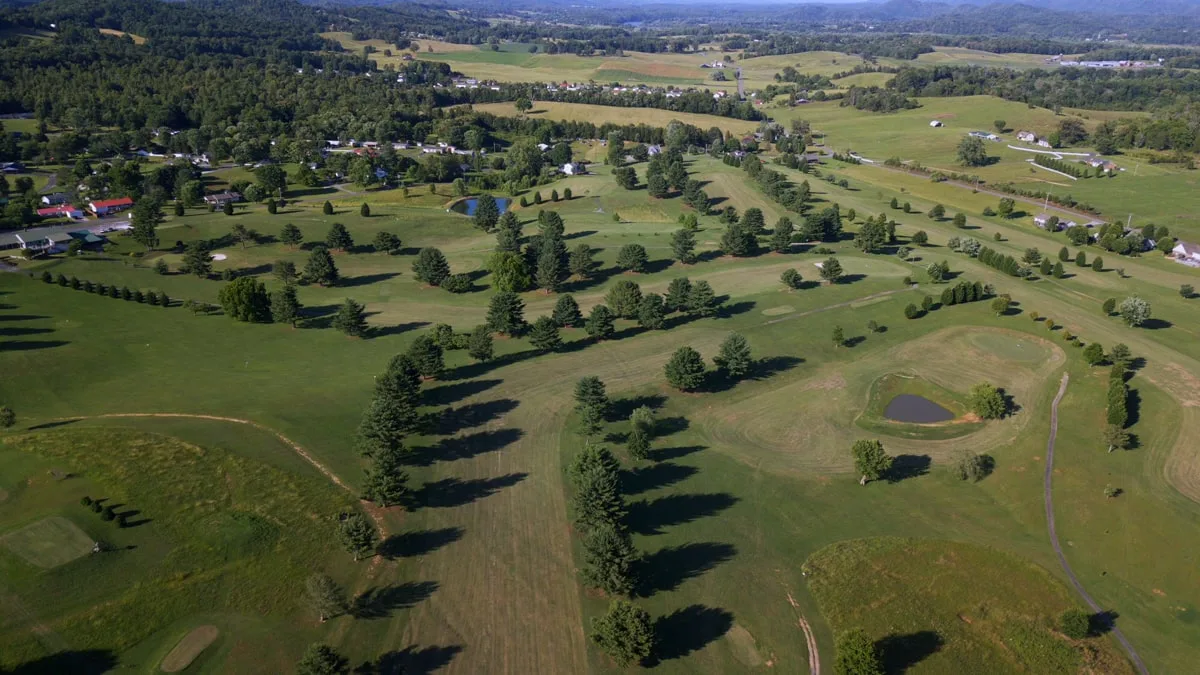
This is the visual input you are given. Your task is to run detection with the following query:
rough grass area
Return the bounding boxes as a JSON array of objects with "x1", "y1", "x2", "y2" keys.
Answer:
[
  {"x1": 1, "y1": 516, "x2": 93, "y2": 569},
  {"x1": 856, "y1": 372, "x2": 983, "y2": 440},
  {"x1": 472, "y1": 101, "x2": 760, "y2": 137},
  {"x1": 159, "y1": 625, "x2": 219, "y2": 672},
  {"x1": 0, "y1": 429, "x2": 352, "y2": 671},
  {"x1": 805, "y1": 537, "x2": 1134, "y2": 674}
]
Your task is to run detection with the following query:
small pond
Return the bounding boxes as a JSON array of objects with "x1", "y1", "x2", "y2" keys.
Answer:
[
  {"x1": 450, "y1": 197, "x2": 510, "y2": 216},
  {"x1": 883, "y1": 394, "x2": 955, "y2": 423}
]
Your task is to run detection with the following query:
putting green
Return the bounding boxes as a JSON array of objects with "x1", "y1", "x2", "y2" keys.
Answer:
[{"x1": 1, "y1": 516, "x2": 93, "y2": 568}]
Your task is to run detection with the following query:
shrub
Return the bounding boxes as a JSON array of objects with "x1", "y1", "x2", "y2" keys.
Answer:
[
  {"x1": 781, "y1": 268, "x2": 801, "y2": 289},
  {"x1": 1059, "y1": 608, "x2": 1091, "y2": 639},
  {"x1": 80, "y1": 496, "x2": 92, "y2": 506},
  {"x1": 904, "y1": 303, "x2": 920, "y2": 319},
  {"x1": 441, "y1": 273, "x2": 472, "y2": 293}
]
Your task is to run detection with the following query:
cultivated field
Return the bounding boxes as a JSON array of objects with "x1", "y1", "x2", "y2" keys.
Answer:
[{"x1": 4, "y1": 98, "x2": 1200, "y2": 675}]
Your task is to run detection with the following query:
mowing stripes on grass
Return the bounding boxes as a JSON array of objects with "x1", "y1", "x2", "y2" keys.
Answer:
[
  {"x1": 1, "y1": 516, "x2": 93, "y2": 568},
  {"x1": 159, "y1": 625, "x2": 219, "y2": 672}
]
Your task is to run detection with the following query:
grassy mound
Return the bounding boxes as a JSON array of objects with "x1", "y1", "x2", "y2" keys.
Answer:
[
  {"x1": 0, "y1": 428, "x2": 353, "y2": 671},
  {"x1": 805, "y1": 537, "x2": 1133, "y2": 674}
]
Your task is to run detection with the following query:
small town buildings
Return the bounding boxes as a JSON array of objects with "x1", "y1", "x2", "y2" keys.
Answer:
[
  {"x1": 89, "y1": 197, "x2": 134, "y2": 216},
  {"x1": 36, "y1": 204, "x2": 83, "y2": 220},
  {"x1": 41, "y1": 193, "x2": 68, "y2": 206}
]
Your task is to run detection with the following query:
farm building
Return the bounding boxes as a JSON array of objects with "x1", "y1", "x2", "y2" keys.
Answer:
[
  {"x1": 968, "y1": 131, "x2": 1001, "y2": 141},
  {"x1": 562, "y1": 162, "x2": 587, "y2": 176},
  {"x1": 929, "y1": 120, "x2": 943, "y2": 127}
]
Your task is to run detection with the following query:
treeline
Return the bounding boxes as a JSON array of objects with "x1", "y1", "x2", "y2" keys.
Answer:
[
  {"x1": 841, "y1": 86, "x2": 919, "y2": 113},
  {"x1": 743, "y1": 34, "x2": 934, "y2": 60},
  {"x1": 1033, "y1": 154, "x2": 1090, "y2": 178},
  {"x1": 40, "y1": 270, "x2": 173, "y2": 308},
  {"x1": 534, "y1": 87, "x2": 763, "y2": 121}
]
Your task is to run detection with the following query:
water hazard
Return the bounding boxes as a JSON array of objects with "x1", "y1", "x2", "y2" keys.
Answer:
[
  {"x1": 883, "y1": 394, "x2": 955, "y2": 423},
  {"x1": 450, "y1": 197, "x2": 510, "y2": 216}
]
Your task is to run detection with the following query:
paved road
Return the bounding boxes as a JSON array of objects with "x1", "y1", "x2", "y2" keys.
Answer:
[{"x1": 1043, "y1": 373, "x2": 1149, "y2": 674}]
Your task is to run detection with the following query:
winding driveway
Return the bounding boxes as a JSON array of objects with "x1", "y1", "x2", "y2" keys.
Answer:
[{"x1": 1043, "y1": 373, "x2": 1148, "y2": 674}]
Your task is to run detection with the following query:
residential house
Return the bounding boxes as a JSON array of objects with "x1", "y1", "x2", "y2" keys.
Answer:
[
  {"x1": 37, "y1": 204, "x2": 83, "y2": 220},
  {"x1": 1173, "y1": 240, "x2": 1200, "y2": 263},
  {"x1": 1036, "y1": 138, "x2": 1053, "y2": 148},
  {"x1": 562, "y1": 162, "x2": 587, "y2": 176},
  {"x1": 0, "y1": 228, "x2": 75, "y2": 253},
  {"x1": 1033, "y1": 213, "x2": 1053, "y2": 229},
  {"x1": 89, "y1": 197, "x2": 134, "y2": 216},
  {"x1": 1016, "y1": 131, "x2": 1037, "y2": 143},
  {"x1": 537, "y1": 143, "x2": 551, "y2": 152},
  {"x1": 1, "y1": 162, "x2": 25, "y2": 173},
  {"x1": 647, "y1": 145, "x2": 662, "y2": 156},
  {"x1": 203, "y1": 191, "x2": 242, "y2": 207},
  {"x1": 41, "y1": 193, "x2": 68, "y2": 206},
  {"x1": 968, "y1": 131, "x2": 1001, "y2": 142}
]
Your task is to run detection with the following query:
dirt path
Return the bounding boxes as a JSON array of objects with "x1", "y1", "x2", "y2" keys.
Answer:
[
  {"x1": 1042, "y1": 374, "x2": 1148, "y2": 675},
  {"x1": 785, "y1": 591, "x2": 820, "y2": 675}
]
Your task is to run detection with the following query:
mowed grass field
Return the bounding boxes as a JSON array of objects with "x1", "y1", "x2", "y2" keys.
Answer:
[
  {"x1": 472, "y1": 101, "x2": 761, "y2": 137},
  {"x1": 4, "y1": 139, "x2": 1200, "y2": 673}
]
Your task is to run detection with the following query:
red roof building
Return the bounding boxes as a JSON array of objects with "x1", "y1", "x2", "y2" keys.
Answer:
[{"x1": 89, "y1": 197, "x2": 134, "y2": 215}]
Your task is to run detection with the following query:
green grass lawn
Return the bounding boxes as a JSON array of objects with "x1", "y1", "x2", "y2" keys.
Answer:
[
  {"x1": 4, "y1": 135, "x2": 1200, "y2": 673},
  {"x1": 1, "y1": 516, "x2": 94, "y2": 568}
]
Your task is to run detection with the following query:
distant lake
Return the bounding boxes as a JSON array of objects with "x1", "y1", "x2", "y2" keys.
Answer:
[
  {"x1": 450, "y1": 197, "x2": 510, "y2": 216},
  {"x1": 883, "y1": 394, "x2": 955, "y2": 424}
]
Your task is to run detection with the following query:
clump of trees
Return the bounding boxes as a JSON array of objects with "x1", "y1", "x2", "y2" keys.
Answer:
[{"x1": 968, "y1": 382, "x2": 1006, "y2": 419}]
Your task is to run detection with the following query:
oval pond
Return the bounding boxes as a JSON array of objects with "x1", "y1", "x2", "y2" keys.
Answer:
[
  {"x1": 451, "y1": 197, "x2": 510, "y2": 216},
  {"x1": 883, "y1": 394, "x2": 955, "y2": 423}
]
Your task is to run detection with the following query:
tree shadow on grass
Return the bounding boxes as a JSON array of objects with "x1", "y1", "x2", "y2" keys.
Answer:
[
  {"x1": 423, "y1": 378, "x2": 503, "y2": 406},
  {"x1": 371, "y1": 644, "x2": 463, "y2": 675},
  {"x1": 0, "y1": 326, "x2": 53, "y2": 337},
  {"x1": 352, "y1": 581, "x2": 439, "y2": 620},
  {"x1": 621, "y1": 462, "x2": 698, "y2": 496},
  {"x1": 1090, "y1": 610, "x2": 1119, "y2": 636},
  {"x1": 27, "y1": 419, "x2": 80, "y2": 430},
  {"x1": 431, "y1": 398, "x2": 519, "y2": 435},
  {"x1": 877, "y1": 631, "x2": 944, "y2": 673},
  {"x1": 649, "y1": 605, "x2": 735, "y2": 664},
  {"x1": 638, "y1": 542, "x2": 736, "y2": 596},
  {"x1": 412, "y1": 473, "x2": 527, "y2": 509},
  {"x1": 11, "y1": 650, "x2": 117, "y2": 675},
  {"x1": 886, "y1": 455, "x2": 931, "y2": 483},
  {"x1": 1, "y1": 340, "x2": 70, "y2": 351},
  {"x1": 625, "y1": 493, "x2": 739, "y2": 535},
  {"x1": 342, "y1": 272, "x2": 401, "y2": 288},
  {"x1": 609, "y1": 394, "x2": 667, "y2": 421},
  {"x1": 1141, "y1": 318, "x2": 1172, "y2": 330},
  {"x1": 404, "y1": 428, "x2": 524, "y2": 467},
  {"x1": 378, "y1": 527, "x2": 464, "y2": 559},
  {"x1": 372, "y1": 321, "x2": 430, "y2": 338},
  {"x1": 653, "y1": 445, "x2": 705, "y2": 461},
  {"x1": 0, "y1": 314, "x2": 50, "y2": 322}
]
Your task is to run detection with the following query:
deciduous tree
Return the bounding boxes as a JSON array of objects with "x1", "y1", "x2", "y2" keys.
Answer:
[
  {"x1": 305, "y1": 574, "x2": 347, "y2": 623},
  {"x1": 969, "y1": 382, "x2": 1005, "y2": 419},
  {"x1": 337, "y1": 512, "x2": 378, "y2": 561},
  {"x1": 218, "y1": 277, "x2": 271, "y2": 322},
  {"x1": 851, "y1": 440, "x2": 893, "y2": 485}
]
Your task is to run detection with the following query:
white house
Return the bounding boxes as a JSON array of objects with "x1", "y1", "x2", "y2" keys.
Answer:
[
  {"x1": 929, "y1": 120, "x2": 943, "y2": 128},
  {"x1": 1173, "y1": 240, "x2": 1200, "y2": 263},
  {"x1": 562, "y1": 162, "x2": 586, "y2": 176},
  {"x1": 1016, "y1": 130, "x2": 1037, "y2": 143}
]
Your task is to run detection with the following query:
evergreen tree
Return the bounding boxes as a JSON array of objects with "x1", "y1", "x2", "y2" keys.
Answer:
[
  {"x1": 552, "y1": 294, "x2": 583, "y2": 327},
  {"x1": 819, "y1": 257, "x2": 844, "y2": 283},
  {"x1": 581, "y1": 522, "x2": 639, "y2": 596},
  {"x1": 664, "y1": 277, "x2": 692, "y2": 313},
  {"x1": 322, "y1": 200, "x2": 333, "y2": 215},
  {"x1": 572, "y1": 457, "x2": 625, "y2": 530},
  {"x1": 686, "y1": 280, "x2": 718, "y2": 317},
  {"x1": 741, "y1": 207, "x2": 766, "y2": 236},
  {"x1": 568, "y1": 243, "x2": 595, "y2": 278},
  {"x1": 304, "y1": 246, "x2": 339, "y2": 286},
  {"x1": 606, "y1": 280, "x2": 644, "y2": 318},
  {"x1": 305, "y1": 574, "x2": 348, "y2": 623},
  {"x1": 362, "y1": 444, "x2": 409, "y2": 508},
  {"x1": 337, "y1": 512, "x2": 378, "y2": 561},
  {"x1": 585, "y1": 304, "x2": 616, "y2": 341},
  {"x1": 296, "y1": 644, "x2": 347, "y2": 675},
  {"x1": 372, "y1": 231, "x2": 401, "y2": 255},
  {"x1": 325, "y1": 223, "x2": 353, "y2": 252},
  {"x1": 591, "y1": 599, "x2": 654, "y2": 668},
  {"x1": 487, "y1": 291, "x2": 527, "y2": 336},
  {"x1": 528, "y1": 316, "x2": 563, "y2": 351},
  {"x1": 670, "y1": 228, "x2": 696, "y2": 264},
  {"x1": 270, "y1": 285, "x2": 301, "y2": 327},
  {"x1": 332, "y1": 298, "x2": 368, "y2": 337},
  {"x1": 182, "y1": 241, "x2": 213, "y2": 277},
  {"x1": 130, "y1": 198, "x2": 162, "y2": 250},
  {"x1": 714, "y1": 333, "x2": 753, "y2": 379},
  {"x1": 412, "y1": 247, "x2": 451, "y2": 286},
  {"x1": 770, "y1": 217, "x2": 795, "y2": 253},
  {"x1": 280, "y1": 223, "x2": 303, "y2": 248},
  {"x1": 467, "y1": 324, "x2": 494, "y2": 361},
  {"x1": 407, "y1": 334, "x2": 445, "y2": 379},
  {"x1": 637, "y1": 293, "x2": 666, "y2": 330},
  {"x1": 720, "y1": 222, "x2": 758, "y2": 257},
  {"x1": 665, "y1": 346, "x2": 706, "y2": 391},
  {"x1": 360, "y1": 202, "x2": 370, "y2": 218},
  {"x1": 616, "y1": 244, "x2": 649, "y2": 273},
  {"x1": 574, "y1": 377, "x2": 611, "y2": 437},
  {"x1": 474, "y1": 194, "x2": 500, "y2": 231},
  {"x1": 536, "y1": 246, "x2": 563, "y2": 292}
]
